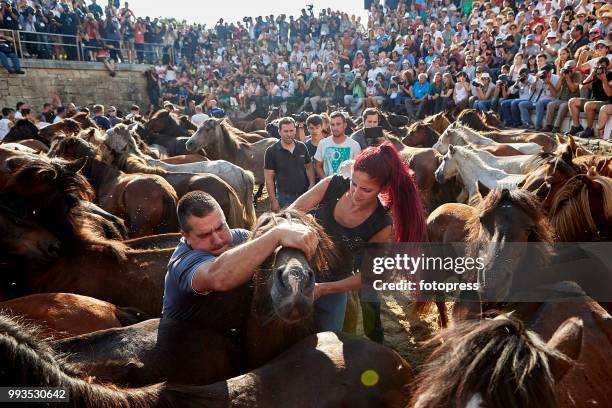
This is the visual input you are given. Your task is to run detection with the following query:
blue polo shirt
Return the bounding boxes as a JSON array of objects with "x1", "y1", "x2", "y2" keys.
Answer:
[
  {"x1": 412, "y1": 81, "x2": 431, "y2": 100},
  {"x1": 161, "y1": 229, "x2": 250, "y2": 332}
]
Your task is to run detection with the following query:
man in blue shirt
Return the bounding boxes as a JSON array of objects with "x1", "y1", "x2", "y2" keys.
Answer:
[
  {"x1": 406, "y1": 73, "x2": 431, "y2": 119},
  {"x1": 92, "y1": 104, "x2": 112, "y2": 130},
  {"x1": 162, "y1": 191, "x2": 318, "y2": 331}
]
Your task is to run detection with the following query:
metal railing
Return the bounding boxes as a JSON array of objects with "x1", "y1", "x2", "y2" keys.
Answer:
[{"x1": 5, "y1": 29, "x2": 181, "y2": 65}]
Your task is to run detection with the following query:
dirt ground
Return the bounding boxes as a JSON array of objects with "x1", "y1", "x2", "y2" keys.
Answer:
[{"x1": 255, "y1": 190, "x2": 441, "y2": 370}]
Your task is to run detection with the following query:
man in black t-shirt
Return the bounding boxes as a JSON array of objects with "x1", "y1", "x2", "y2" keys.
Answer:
[
  {"x1": 567, "y1": 56, "x2": 612, "y2": 137},
  {"x1": 264, "y1": 117, "x2": 315, "y2": 211}
]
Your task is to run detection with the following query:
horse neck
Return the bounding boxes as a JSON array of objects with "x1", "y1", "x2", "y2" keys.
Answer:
[
  {"x1": 454, "y1": 151, "x2": 509, "y2": 187},
  {"x1": 459, "y1": 126, "x2": 495, "y2": 145},
  {"x1": 244, "y1": 284, "x2": 315, "y2": 370},
  {"x1": 218, "y1": 123, "x2": 243, "y2": 158},
  {"x1": 84, "y1": 158, "x2": 120, "y2": 192}
]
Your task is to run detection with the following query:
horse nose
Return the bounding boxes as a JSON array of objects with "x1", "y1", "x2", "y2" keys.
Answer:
[
  {"x1": 45, "y1": 241, "x2": 61, "y2": 258},
  {"x1": 185, "y1": 140, "x2": 195, "y2": 152}
]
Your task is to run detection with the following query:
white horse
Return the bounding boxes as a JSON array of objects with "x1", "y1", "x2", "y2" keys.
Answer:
[
  {"x1": 105, "y1": 124, "x2": 256, "y2": 215},
  {"x1": 434, "y1": 123, "x2": 542, "y2": 155},
  {"x1": 434, "y1": 145, "x2": 525, "y2": 201},
  {"x1": 461, "y1": 145, "x2": 534, "y2": 174}
]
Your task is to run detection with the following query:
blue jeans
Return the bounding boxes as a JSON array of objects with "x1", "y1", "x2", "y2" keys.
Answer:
[
  {"x1": 276, "y1": 190, "x2": 301, "y2": 208},
  {"x1": 500, "y1": 98, "x2": 527, "y2": 126},
  {"x1": 0, "y1": 52, "x2": 21, "y2": 72},
  {"x1": 534, "y1": 98, "x2": 554, "y2": 129},
  {"x1": 474, "y1": 99, "x2": 494, "y2": 111},
  {"x1": 518, "y1": 100, "x2": 536, "y2": 126},
  {"x1": 315, "y1": 292, "x2": 348, "y2": 332}
]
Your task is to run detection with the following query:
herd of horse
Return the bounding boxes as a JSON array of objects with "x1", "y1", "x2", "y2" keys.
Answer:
[{"x1": 1, "y1": 105, "x2": 612, "y2": 407}]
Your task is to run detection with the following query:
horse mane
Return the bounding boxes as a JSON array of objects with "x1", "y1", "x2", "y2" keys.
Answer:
[
  {"x1": 71, "y1": 112, "x2": 98, "y2": 129},
  {"x1": 14, "y1": 118, "x2": 38, "y2": 131},
  {"x1": 456, "y1": 109, "x2": 496, "y2": 131},
  {"x1": 410, "y1": 314, "x2": 564, "y2": 408},
  {"x1": 466, "y1": 189, "x2": 555, "y2": 244},
  {"x1": 250, "y1": 210, "x2": 339, "y2": 281},
  {"x1": 61, "y1": 118, "x2": 83, "y2": 134},
  {"x1": 525, "y1": 152, "x2": 579, "y2": 174},
  {"x1": 217, "y1": 119, "x2": 247, "y2": 156},
  {"x1": 78, "y1": 128, "x2": 106, "y2": 147},
  {"x1": 0, "y1": 312, "x2": 222, "y2": 408},
  {"x1": 52, "y1": 136, "x2": 98, "y2": 160},
  {"x1": 549, "y1": 174, "x2": 612, "y2": 241}
]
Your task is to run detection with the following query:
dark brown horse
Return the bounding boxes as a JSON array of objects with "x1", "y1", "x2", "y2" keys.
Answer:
[
  {"x1": 422, "y1": 111, "x2": 452, "y2": 134},
  {"x1": 146, "y1": 109, "x2": 191, "y2": 138},
  {"x1": 70, "y1": 111, "x2": 99, "y2": 129},
  {"x1": 0, "y1": 293, "x2": 147, "y2": 339},
  {"x1": 411, "y1": 313, "x2": 582, "y2": 408},
  {"x1": 1, "y1": 312, "x2": 413, "y2": 407},
  {"x1": 38, "y1": 118, "x2": 82, "y2": 141},
  {"x1": 1, "y1": 119, "x2": 48, "y2": 145}
]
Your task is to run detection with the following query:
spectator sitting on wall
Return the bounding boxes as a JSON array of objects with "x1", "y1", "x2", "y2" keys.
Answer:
[
  {"x1": 92, "y1": 104, "x2": 112, "y2": 130},
  {"x1": 14, "y1": 102, "x2": 26, "y2": 120},
  {"x1": 0, "y1": 107, "x2": 14, "y2": 141},
  {"x1": 0, "y1": 31, "x2": 25, "y2": 74}
]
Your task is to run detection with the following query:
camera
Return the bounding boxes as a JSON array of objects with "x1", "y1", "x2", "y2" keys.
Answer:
[
  {"x1": 498, "y1": 74, "x2": 509, "y2": 83},
  {"x1": 596, "y1": 66, "x2": 605, "y2": 76},
  {"x1": 471, "y1": 80, "x2": 482, "y2": 87},
  {"x1": 292, "y1": 111, "x2": 309, "y2": 123},
  {"x1": 519, "y1": 75, "x2": 528, "y2": 83},
  {"x1": 538, "y1": 71, "x2": 549, "y2": 80},
  {"x1": 307, "y1": 4, "x2": 314, "y2": 11},
  {"x1": 243, "y1": 17, "x2": 249, "y2": 23},
  {"x1": 561, "y1": 68, "x2": 570, "y2": 75}
]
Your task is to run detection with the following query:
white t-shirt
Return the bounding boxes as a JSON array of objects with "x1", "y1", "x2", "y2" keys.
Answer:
[
  {"x1": 191, "y1": 113, "x2": 210, "y2": 127},
  {"x1": 53, "y1": 116, "x2": 63, "y2": 124},
  {"x1": 314, "y1": 136, "x2": 362, "y2": 177},
  {"x1": 0, "y1": 118, "x2": 12, "y2": 140},
  {"x1": 14, "y1": 111, "x2": 23, "y2": 120}
]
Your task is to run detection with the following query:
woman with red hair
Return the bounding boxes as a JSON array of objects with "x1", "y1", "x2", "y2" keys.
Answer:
[{"x1": 290, "y1": 141, "x2": 426, "y2": 340}]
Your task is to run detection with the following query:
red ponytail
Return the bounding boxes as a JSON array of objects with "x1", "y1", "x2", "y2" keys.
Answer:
[{"x1": 353, "y1": 142, "x2": 427, "y2": 242}]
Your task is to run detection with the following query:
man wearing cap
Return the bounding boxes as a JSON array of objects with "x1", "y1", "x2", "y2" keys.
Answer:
[
  {"x1": 579, "y1": 40, "x2": 612, "y2": 74},
  {"x1": 597, "y1": 11, "x2": 612, "y2": 37},
  {"x1": 472, "y1": 72, "x2": 498, "y2": 112},
  {"x1": 543, "y1": 32, "x2": 560, "y2": 64},
  {"x1": 522, "y1": 34, "x2": 541, "y2": 57},
  {"x1": 500, "y1": 67, "x2": 537, "y2": 126},
  {"x1": 543, "y1": 60, "x2": 582, "y2": 133},
  {"x1": 518, "y1": 65, "x2": 560, "y2": 129}
]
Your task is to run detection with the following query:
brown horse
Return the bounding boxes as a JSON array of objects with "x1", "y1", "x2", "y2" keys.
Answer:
[
  {"x1": 573, "y1": 154, "x2": 612, "y2": 177},
  {"x1": 16, "y1": 139, "x2": 49, "y2": 153},
  {"x1": 422, "y1": 111, "x2": 452, "y2": 134},
  {"x1": 51, "y1": 137, "x2": 178, "y2": 237},
  {"x1": 70, "y1": 111, "x2": 100, "y2": 129},
  {"x1": 186, "y1": 118, "x2": 277, "y2": 188},
  {"x1": 401, "y1": 122, "x2": 440, "y2": 147},
  {"x1": 124, "y1": 233, "x2": 181, "y2": 250},
  {"x1": 228, "y1": 115, "x2": 267, "y2": 133},
  {"x1": 547, "y1": 171, "x2": 612, "y2": 241},
  {"x1": 146, "y1": 109, "x2": 191, "y2": 138},
  {"x1": 110, "y1": 150, "x2": 250, "y2": 229},
  {"x1": 2, "y1": 313, "x2": 413, "y2": 407},
  {"x1": 38, "y1": 118, "x2": 82, "y2": 141},
  {"x1": 1, "y1": 119, "x2": 48, "y2": 146},
  {"x1": 0, "y1": 293, "x2": 147, "y2": 339},
  {"x1": 457, "y1": 109, "x2": 557, "y2": 152},
  {"x1": 411, "y1": 313, "x2": 582, "y2": 408},
  {"x1": 553, "y1": 135, "x2": 592, "y2": 157}
]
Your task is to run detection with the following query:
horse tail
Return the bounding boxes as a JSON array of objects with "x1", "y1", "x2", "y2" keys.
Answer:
[
  {"x1": 242, "y1": 170, "x2": 257, "y2": 229},
  {"x1": 226, "y1": 184, "x2": 247, "y2": 229},
  {"x1": 114, "y1": 306, "x2": 149, "y2": 326},
  {"x1": 160, "y1": 187, "x2": 179, "y2": 233}
]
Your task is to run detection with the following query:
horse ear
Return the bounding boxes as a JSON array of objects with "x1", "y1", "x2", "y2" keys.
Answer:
[
  {"x1": 65, "y1": 157, "x2": 87, "y2": 174},
  {"x1": 560, "y1": 144, "x2": 573, "y2": 165},
  {"x1": 476, "y1": 181, "x2": 491, "y2": 198},
  {"x1": 568, "y1": 135, "x2": 578, "y2": 152},
  {"x1": 587, "y1": 166, "x2": 598, "y2": 178},
  {"x1": 547, "y1": 317, "x2": 583, "y2": 382}
]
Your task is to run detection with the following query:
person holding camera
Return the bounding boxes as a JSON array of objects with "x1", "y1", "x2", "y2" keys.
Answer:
[
  {"x1": 453, "y1": 71, "x2": 471, "y2": 113},
  {"x1": 350, "y1": 108, "x2": 388, "y2": 150},
  {"x1": 543, "y1": 60, "x2": 582, "y2": 133},
  {"x1": 517, "y1": 66, "x2": 561, "y2": 130},
  {"x1": 567, "y1": 56, "x2": 612, "y2": 137},
  {"x1": 471, "y1": 73, "x2": 497, "y2": 112},
  {"x1": 500, "y1": 67, "x2": 536, "y2": 127},
  {"x1": 344, "y1": 70, "x2": 367, "y2": 114}
]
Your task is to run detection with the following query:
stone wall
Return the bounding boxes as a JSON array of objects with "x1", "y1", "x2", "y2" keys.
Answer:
[{"x1": 0, "y1": 60, "x2": 149, "y2": 112}]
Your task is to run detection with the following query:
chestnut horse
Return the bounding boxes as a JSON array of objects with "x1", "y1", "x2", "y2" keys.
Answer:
[
  {"x1": 51, "y1": 137, "x2": 179, "y2": 237},
  {"x1": 0, "y1": 293, "x2": 147, "y2": 339},
  {"x1": 38, "y1": 118, "x2": 82, "y2": 141},
  {"x1": 401, "y1": 122, "x2": 440, "y2": 147},
  {"x1": 2, "y1": 119, "x2": 49, "y2": 146},
  {"x1": 2, "y1": 313, "x2": 413, "y2": 407}
]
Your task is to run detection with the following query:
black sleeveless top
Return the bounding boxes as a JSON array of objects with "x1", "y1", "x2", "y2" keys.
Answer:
[{"x1": 311, "y1": 175, "x2": 393, "y2": 282}]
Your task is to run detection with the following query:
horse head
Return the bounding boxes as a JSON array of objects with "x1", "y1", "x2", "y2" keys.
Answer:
[
  {"x1": 411, "y1": 313, "x2": 583, "y2": 408},
  {"x1": 434, "y1": 144, "x2": 460, "y2": 183},
  {"x1": 249, "y1": 210, "x2": 338, "y2": 324},
  {"x1": 465, "y1": 188, "x2": 554, "y2": 301},
  {"x1": 105, "y1": 123, "x2": 141, "y2": 156},
  {"x1": 185, "y1": 118, "x2": 221, "y2": 153}
]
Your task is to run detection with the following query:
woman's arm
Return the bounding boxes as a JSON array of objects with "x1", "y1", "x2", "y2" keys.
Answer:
[{"x1": 289, "y1": 176, "x2": 332, "y2": 213}]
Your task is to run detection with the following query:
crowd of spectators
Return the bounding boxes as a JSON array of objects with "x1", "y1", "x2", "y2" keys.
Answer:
[{"x1": 2, "y1": 0, "x2": 612, "y2": 137}]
